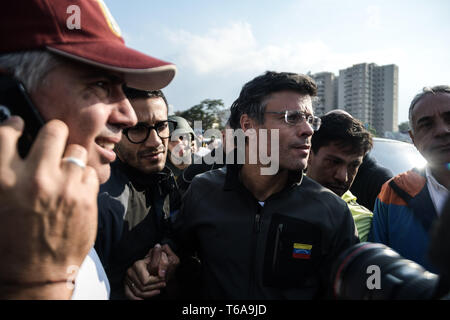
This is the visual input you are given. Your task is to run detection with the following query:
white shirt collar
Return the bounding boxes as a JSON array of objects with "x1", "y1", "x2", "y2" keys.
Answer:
[{"x1": 425, "y1": 167, "x2": 449, "y2": 217}]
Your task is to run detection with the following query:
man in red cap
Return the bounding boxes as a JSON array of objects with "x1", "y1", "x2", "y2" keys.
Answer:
[{"x1": 0, "y1": 0, "x2": 176, "y2": 299}]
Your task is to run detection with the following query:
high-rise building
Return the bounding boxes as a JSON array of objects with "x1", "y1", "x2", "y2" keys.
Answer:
[
  {"x1": 310, "y1": 63, "x2": 398, "y2": 135},
  {"x1": 338, "y1": 63, "x2": 398, "y2": 135},
  {"x1": 310, "y1": 72, "x2": 338, "y2": 116}
]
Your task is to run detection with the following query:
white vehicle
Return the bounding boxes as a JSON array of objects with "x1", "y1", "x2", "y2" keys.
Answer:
[{"x1": 369, "y1": 137, "x2": 427, "y2": 175}]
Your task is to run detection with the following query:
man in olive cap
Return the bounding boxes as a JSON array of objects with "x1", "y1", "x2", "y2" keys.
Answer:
[{"x1": 167, "y1": 115, "x2": 196, "y2": 178}]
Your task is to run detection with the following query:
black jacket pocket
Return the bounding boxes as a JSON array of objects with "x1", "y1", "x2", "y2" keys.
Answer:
[{"x1": 263, "y1": 213, "x2": 322, "y2": 289}]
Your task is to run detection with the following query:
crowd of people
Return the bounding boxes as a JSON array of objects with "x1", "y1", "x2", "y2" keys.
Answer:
[{"x1": 0, "y1": 0, "x2": 449, "y2": 300}]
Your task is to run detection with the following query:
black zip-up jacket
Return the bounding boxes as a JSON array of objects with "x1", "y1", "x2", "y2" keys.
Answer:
[
  {"x1": 95, "y1": 159, "x2": 180, "y2": 299},
  {"x1": 173, "y1": 163, "x2": 359, "y2": 299}
]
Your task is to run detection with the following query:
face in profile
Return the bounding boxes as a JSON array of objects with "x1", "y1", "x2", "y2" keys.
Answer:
[
  {"x1": 31, "y1": 62, "x2": 137, "y2": 183},
  {"x1": 255, "y1": 90, "x2": 314, "y2": 172},
  {"x1": 115, "y1": 97, "x2": 169, "y2": 174}
]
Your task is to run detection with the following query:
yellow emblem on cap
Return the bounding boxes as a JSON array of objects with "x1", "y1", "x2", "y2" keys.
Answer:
[{"x1": 96, "y1": 0, "x2": 122, "y2": 38}]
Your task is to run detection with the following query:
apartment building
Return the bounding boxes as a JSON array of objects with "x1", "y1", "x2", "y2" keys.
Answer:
[{"x1": 311, "y1": 63, "x2": 398, "y2": 135}]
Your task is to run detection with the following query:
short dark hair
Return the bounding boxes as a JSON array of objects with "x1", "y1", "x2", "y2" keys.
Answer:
[
  {"x1": 311, "y1": 113, "x2": 373, "y2": 156},
  {"x1": 408, "y1": 85, "x2": 450, "y2": 133},
  {"x1": 229, "y1": 71, "x2": 317, "y2": 129},
  {"x1": 122, "y1": 85, "x2": 168, "y2": 110}
]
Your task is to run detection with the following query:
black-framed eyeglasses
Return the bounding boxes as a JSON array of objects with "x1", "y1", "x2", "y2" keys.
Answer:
[
  {"x1": 265, "y1": 110, "x2": 321, "y2": 131},
  {"x1": 123, "y1": 120, "x2": 177, "y2": 144}
]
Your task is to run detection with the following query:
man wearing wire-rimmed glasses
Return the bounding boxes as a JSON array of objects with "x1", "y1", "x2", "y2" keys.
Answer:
[
  {"x1": 173, "y1": 71, "x2": 359, "y2": 299},
  {"x1": 95, "y1": 86, "x2": 181, "y2": 300}
]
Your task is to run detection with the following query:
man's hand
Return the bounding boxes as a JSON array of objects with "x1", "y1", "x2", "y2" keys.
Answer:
[
  {"x1": 124, "y1": 244, "x2": 180, "y2": 300},
  {"x1": 124, "y1": 256, "x2": 167, "y2": 300},
  {"x1": 0, "y1": 117, "x2": 99, "y2": 299},
  {"x1": 147, "y1": 243, "x2": 180, "y2": 281}
]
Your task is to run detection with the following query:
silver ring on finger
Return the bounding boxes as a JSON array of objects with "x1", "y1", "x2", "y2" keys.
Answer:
[
  {"x1": 127, "y1": 279, "x2": 136, "y2": 288},
  {"x1": 62, "y1": 157, "x2": 86, "y2": 169}
]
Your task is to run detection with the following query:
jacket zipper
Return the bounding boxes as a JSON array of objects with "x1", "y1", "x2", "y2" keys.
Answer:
[
  {"x1": 249, "y1": 203, "x2": 263, "y2": 297},
  {"x1": 255, "y1": 213, "x2": 261, "y2": 232},
  {"x1": 272, "y1": 223, "x2": 283, "y2": 272}
]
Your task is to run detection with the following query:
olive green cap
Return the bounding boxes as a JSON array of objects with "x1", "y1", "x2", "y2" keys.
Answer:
[{"x1": 168, "y1": 115, "x2": 195, "y2": 138}]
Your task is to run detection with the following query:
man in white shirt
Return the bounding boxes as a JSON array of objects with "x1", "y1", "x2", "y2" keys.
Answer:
[
  {"x1": 410, "y1": 86, "x2": 450, "y2": 216},
  {"x1": 369, "y1": 85, "x2": 450, "y2": 272},
  {"x1": 425, "y1": 167, "x2": 449, "y2": 217},
  {"x1": 72, "y1": 248, "x2": 111, "y2": 300},
  {"x1": 0, "y1": 0, "x2": 175, "y2": 299}
]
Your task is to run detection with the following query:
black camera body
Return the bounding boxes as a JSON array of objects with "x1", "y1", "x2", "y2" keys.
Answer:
[
  {"x1": 332, "y1": 242, "x2": 439, "y2": 299},
  {"x1": 332, "y1": 196, "x2": 450, "y2": 300}
]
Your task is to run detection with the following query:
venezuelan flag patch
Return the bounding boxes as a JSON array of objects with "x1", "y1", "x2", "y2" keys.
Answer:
[{"x1": 292, "y1": 243, "x2": 312, "y2": 259}]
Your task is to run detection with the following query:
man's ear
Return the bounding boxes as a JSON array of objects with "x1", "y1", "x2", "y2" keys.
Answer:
[
  {"x1": 409, "y1": 130, "x2": 415, "y2": 144},
  {"x1": 240, "y1": 114, "x2": 254, "y2": 132}
]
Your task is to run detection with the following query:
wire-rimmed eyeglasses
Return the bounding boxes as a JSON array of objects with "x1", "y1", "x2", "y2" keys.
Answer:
[
  {"x1": 123, "y1": 120, "x2": 177, "y2": 144},
  {"x1": 265, "y1": 110, "x2": 321, "y2": 131}
]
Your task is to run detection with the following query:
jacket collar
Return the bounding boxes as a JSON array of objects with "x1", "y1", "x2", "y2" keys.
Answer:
[
  {"x1": 390, "y1": 168, "x2": 438, "y2": 232},
  {"x1": 341, "y1": 190, "x2": 357, "y2": 203},
  {"x1": 165, "y1": 155, "x2": 184, "y2": 178},
  {"x1": 223, "y1": 161, "x2": 303, "y2": 192},
  {"x1": 114, "y1": 158, "x2": 173, "y2": 190}
]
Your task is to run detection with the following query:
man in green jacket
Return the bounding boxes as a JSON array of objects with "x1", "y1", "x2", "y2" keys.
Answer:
[{"x1": 306, "y1": 111, "x2": 373, "y2": 241}]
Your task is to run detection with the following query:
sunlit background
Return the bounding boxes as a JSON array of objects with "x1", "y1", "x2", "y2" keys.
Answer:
[{"x1": 105, "y1": 0, "x2": 449, "y2": 126}]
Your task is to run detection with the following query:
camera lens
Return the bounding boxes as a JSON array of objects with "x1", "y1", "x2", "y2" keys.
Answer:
[
  {"x1": 332, "y1": 242, "x2": 438, "y2": 300},
  {"x1": 0, "y1": 104, "x2": 11, "y2": 122}
]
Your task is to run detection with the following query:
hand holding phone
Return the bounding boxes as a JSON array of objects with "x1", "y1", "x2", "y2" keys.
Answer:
[{"x1": 0, "y1": 118, "x2": 100, "y2": 299}]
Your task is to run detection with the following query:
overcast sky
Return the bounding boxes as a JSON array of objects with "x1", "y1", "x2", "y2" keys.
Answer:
[{"x1": 106, "y1": 0, "x2": 449, "y2": 125}]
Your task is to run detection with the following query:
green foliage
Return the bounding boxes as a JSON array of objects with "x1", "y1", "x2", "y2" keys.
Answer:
[
  {"x1": 363, "y1": 122, "x2": 378, "y2": 137},
  {"x1": 398, "y1": 121, "x2": 410, "y2": 133},
  {"x1": 175, "y1": 99, "x2": 227, "y2": 130},
  {"x1": 368, "y1": 126, "x2": 377, "y2": 137}
]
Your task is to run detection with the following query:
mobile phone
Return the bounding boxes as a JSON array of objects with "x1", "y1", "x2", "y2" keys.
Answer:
[{"x1": 0, "y1": 73, "x2": 45, "y2": 158}]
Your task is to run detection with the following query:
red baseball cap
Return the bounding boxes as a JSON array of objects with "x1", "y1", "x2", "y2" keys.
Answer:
[{"x1": 0, "y1": 0, "x2": 176, "y2": 91}]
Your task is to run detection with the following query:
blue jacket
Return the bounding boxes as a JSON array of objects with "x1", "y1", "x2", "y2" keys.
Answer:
[{"x1": 368, "y1": 168, "x2": 438, "y2": 273}]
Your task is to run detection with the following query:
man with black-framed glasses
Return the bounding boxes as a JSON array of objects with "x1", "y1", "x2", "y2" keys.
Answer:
[{"x1": 95, "y1": 86, "x2": 181, "y2": 300}]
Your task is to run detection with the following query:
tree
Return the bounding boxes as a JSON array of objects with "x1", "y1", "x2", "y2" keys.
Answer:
[
  {"x1": 363, "y1": 122, "x2": 378, "y2": 137},
  {"x1": 398, "y1": 121, "x2": 410, "y2": 134},
  {"x1": 175, "y1": 99, "x2": 227, "y2": 130},
  {"x1": 368, "y1": 125, "x2": 377, "y2": 137}
]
